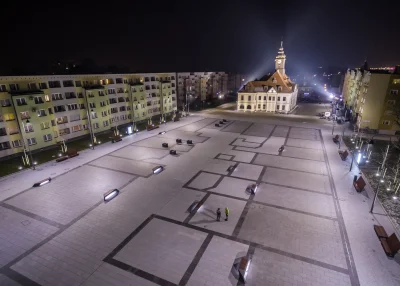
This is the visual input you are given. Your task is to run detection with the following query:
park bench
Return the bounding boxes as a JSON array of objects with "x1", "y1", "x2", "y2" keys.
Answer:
[
  {"x1": 67, "y1": 150, "x2": 79, "y2": 158},
  {"x1": 333, "y1": 134, "x2": 339, "y2": 143},
  {"x1": 176, "y1": 138, "x2": 182, "y2": 144},
  {"x1": 353, "y1": 176, "x2": 366, "y2": 192},
  {"x1": 187, "y1": 140, "x2": 193, "y2": 145},
  {"x1": 219, "y1": 120, "x2": 224, "y2": 124},
  {"x1": 339, "y1": 150, "x2": 348, "y2": 161},
  {"x1": 162, "y1": 143, "x2": 168, "y2": 148},
  {"x1": 174, "y1": 117, "x2": 180, "y2": 122},
  {"x1": 56, "y1": 156, "x2": 68, "y2": 162},
  {"x1": 215, "y1": 123, "x2": 220, "y2": 127},
  {"x1": 110, "y1": 136, "x2": 122, "y2": 143},
  {"x1": 374, "y1": 225, "x2": 388, "y2": 238},
  {"x1": 373, "y1": 225, "x2": 400, "y2": 257},
  {"x1": 147, "y1": 125, "x2": 159, "y2": 131},
  {"x1": 223, "y1": 119, "x2": 227, "y2": 122}
]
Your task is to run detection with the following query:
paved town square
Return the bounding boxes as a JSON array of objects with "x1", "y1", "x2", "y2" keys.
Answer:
[{"x1": 0, "y1": 115, "x2": 399, "y2": 286}]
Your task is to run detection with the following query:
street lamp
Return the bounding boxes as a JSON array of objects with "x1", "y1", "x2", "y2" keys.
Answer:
[
  {"x1": 83, "y1": 89, "x2": 95, "y2": 150},
  {"x1": 23, "y1": 119, "x2": 35, "y2": 170}
]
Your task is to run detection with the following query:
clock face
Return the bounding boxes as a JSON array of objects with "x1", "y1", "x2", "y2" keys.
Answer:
[{"x1": 277, "y1": 60, "x2": 282, "y2": 64}]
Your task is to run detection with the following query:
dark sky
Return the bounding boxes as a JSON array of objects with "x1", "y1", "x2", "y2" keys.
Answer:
[{"x1": 2, "y1": 0, "x2": 399, "y2": 77}]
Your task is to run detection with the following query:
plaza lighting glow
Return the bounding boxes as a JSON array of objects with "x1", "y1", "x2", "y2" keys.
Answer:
[
  {"x1": 244, "y1": 259, "x2": 252, "y2": 278},
  {"x1": 152, "y1": 166, "x2": 164, "y2": 174},
  {"x1": 89, "y1": 144, "x2": 92, "y2": 147},
  {"x1": 33, "y1": 177, "x2": 52, "y2": 187},
  {"x1": 33, "y1": 161, "x2": 37, "y2": 165},
  {"x1": 159, "y1": 131, "x2": 166, "y2": 135},
  {"x1": 376, "y1": 173, "x2": 380, "y2": 176},
  {"x1": 393, "y1": 196, "x2": 398, "y2": 200},
  {"x1": 98, "y1": 141, "x2": 101, "y2": 144},
  {"x1": 104, "y1": 189, "x2": 119, "y2": 202},
  {"x1": 357, "y1": 153, "x2": 361, "y2": 164},
  {"x1": 58, "y1": 153, "x2": 62, "y2": 157},
  {"x1": 18, "y1": 166, "x2": 22, "y2": 170},
  {"x1": 380, "y1": 179, "x2": 384, "y2": 183}
]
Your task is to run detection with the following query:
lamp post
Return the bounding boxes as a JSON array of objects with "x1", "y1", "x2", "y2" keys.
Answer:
[
  {"x1": 83, "y1": 89, "x2": 95, "y2": 149},
  {"x1": 370, "y1": 176, "x2": 383, "y2": 213},
  {"x1": 23, "y1": 119, "x2": 35, "y2": 170}
]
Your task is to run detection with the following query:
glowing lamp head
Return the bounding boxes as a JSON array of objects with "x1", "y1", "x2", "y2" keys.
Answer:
[{"x1": 104, "y1": 189, "x2": 119, "y2": 202}]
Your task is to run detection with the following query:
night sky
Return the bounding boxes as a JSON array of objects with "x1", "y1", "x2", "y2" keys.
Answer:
[{"x1": 2, "y1": 0, "x2": 399, "y2": 77}]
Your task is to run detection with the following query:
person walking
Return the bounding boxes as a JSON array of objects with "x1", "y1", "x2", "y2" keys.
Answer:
[
  {"x1": 216, "y1": 208, "x2": 221, "y2": 221},
  {"x1": 225, "y1": 207, "x2": 229, "y2": 221}
]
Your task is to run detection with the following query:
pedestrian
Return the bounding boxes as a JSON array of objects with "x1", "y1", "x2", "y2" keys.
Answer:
[
  {"x1": 216, "y1": 208, "x2": 221, "y2": 221},
  {"x1": 225, "y1": 207, "x2": 229, "y2": 221}
]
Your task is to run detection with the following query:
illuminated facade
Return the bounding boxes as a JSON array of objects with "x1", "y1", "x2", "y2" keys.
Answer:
[
  {"x1": 237, "y1": 42, "x2": 298, "y2": 113},
  {"x1": 342, "y1": 66, "x2": 400, "y2": 134},
  {"x1": 0, "y1": 73, "x2": 177, "y2": 158}
]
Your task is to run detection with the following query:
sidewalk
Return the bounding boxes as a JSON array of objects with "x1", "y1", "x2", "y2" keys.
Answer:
[
  {"x1": 321, "y1": 129, "x2": 400, "y2": 286},
  {"x1": 0, "y1": 116, "x2": 203, "y2": 202}
]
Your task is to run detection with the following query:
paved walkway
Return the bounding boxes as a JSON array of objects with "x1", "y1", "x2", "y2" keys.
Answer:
[{"x1": 0, "y1": 113, "x2": 399, "y2": 286}]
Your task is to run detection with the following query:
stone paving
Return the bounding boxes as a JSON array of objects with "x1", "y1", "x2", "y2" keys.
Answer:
[{"x1": 0, "y1": 115, "x2": 399, "y2": 286}]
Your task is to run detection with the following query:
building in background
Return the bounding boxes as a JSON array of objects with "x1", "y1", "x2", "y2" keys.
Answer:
[
  {"x1": 0, "y1": 73, "x2": 177, "y2": 159},
  {"x1": 227, "y1": 73, "x2": 248, "y2": 94},
  {"x1": 237, "y1": 42, "x2": 298, "y2": 113},
  {"x1": 177, "y1": 72, "x2": 228, "y2": 108},
  {"x1": 342, "y1": 64, "x2": 400, "y2": 134}
]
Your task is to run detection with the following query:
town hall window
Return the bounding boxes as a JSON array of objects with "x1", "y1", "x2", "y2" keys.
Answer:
[
  {"x1": 259, "y1": 96, "x2": 261, "y2": 100},
  {"x1": 248, "y1": 96, "x2": 251, "y2": 101},
  {"x1": 241, "y1": 95, "x2": 244, "y2": 100}
]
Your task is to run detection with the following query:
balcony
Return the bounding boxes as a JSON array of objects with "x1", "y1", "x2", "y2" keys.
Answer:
[
  {"x1": 34, "y1": 98, "x2": 44, "y2": 104},
  {"x1": 17, "y1": 101, "x2": 28, "y2": 106},
  {"x1": 0, "y1": 129, "x2": 7, "y2": 136},
  {"x1": 8, "y1": 129, "x2": 19, "y2": 135},
  {"x1": 54, "y1": 107, "x2": 67, "y2": 113}
]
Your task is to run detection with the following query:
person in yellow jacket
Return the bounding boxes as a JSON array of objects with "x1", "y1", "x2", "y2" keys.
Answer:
[{"x1": 225, "y1": 207, "x2": 229, "y2": 221}]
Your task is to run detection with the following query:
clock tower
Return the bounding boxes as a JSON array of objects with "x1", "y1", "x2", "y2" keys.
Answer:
[{"x1": 275, "y1": 41, "x2": 286, "y2": 76}]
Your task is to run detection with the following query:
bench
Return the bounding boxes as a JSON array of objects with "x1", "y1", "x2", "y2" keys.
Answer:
[
  {"x1": 219, "y1": 120, "x2": 224, "y2": 124},
  {"x1": 339, "y1": 150, "x2": 348, "y2": 161},
  {"x1": 56, "y1": 156, "x2": 69, "y2": 162},
  {"x1": 223, "y1": 119, "x2": 227, "y2": 122},
  {"x1": 110, "y1": 136, "x2": 122, "y2": 143},
  {"x1": 170, "y1": 150, "x2": 177, "y2": 155},
  {"x1": 215, "y1": 124, "x2": 220, "y2": 127},
  {"x1": 353, "y1": 176, "x2": 366, "y2": 192},
  {"x1": 67, "y1": 150, "x2": 79, "y2": 158},
  {"x1": 227, "y1": 165, "x2": 235, "y2": 172},
  {"x1": 187, "y1": 140, "x2": 193, "y2": 145},
  {"x1": 162, "y1": 143, "x2": 168, "y2": 148},
  {"x1": 173, "y1": 118, "x2": 180, "y2": 122},
  {"x1": 374, "y1": 225, "x2": 388, "y2": 239},
  {"x1": 176, "y1": 138, "x2": 182, "y2": 144},
  {"x1": 333, "y1": 135, "x2": 339, "y2": 143},
  {"x1": 380, "y1": 233, "x2": 400, "y2": 257},
  {"x1": 147, "y1": 125, "x2": 159, "y2": 131}
]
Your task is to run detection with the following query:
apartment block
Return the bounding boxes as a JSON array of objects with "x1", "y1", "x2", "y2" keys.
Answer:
[
  {"x1": 177, "y1": 72, "x2": 228, "y2": 106},
  {"x1": 0, "y1": 73, "x2": 177, "y2": 159},
  {"x1": 342, "y1": 66, "x2": 400, "y2": 134}
]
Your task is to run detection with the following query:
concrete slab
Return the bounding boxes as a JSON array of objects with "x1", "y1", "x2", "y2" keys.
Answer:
[
  {"x1": 157, "y1": 189, "x2": 206, "y2": 222},
  {"x1": 262, "y1": 167, "x2": 332, "y2": 194},
  {"x1": 132, "y1": 136, "x2": 177, "y2": 149},
  {"x1": 223, "y1": 148, "x2": 256, "y2": 163},
  {"x1": 189, "y1": 194, "x2": 246, "y2": 236},
  {"x1": 216, "y1": 154, "x2": 233, "y2": 161},
  {"x1": 242, "y1": 123, "x2": 275, "y2": 137},
  {"x1": 286, "y1": 137, "x2": 322, "y2": 150},
  {"x1": 231, "y1": 138, "x2": 260, "y2": 148},
  {"x1": 238, "y1": 202, "x2": 347, "y2": 269},
  {"x1": 178, "y1": 118, "x2": 217, "y2": 132},
  {"x1": 202, "y1": 159, "x2": 232, "y2": 175},
  {"x1": 187, "y1": 236, "x2": 248, "y2": 286},
  {"x1": 254, "y1": 154, "x2": 328, "y2": 175},
  {"x1": 0, "y1": 274, "x2": 21, "y2": 286},
  {"x1": 254, "y1": 183, "x2": 337, "y2": 218},
  {"x1": 156, "y1": 129, "x2": 209, "y2": 143},
  {"x1": 110, "y1": 145, "x2": 169, "y2": 161},
  {"x1": 246, "y1": 247, "x2": 351, "y2": 286},
  {"x1": 235, "y1": 136, "x2": 285, "y2": 155},
  {"x1": 6, "y1": 165, "x2": 135, "y2": 225},
  {"x1": 289, "y1": 127, "x2": 321, "y2": 141},
  {"x1": 231, "y1": 163, "x2": 263, "y2": 181},
  {"x1": 282, "y1": 145, "x2": 325, "y2": 161},
  {"x1": 220, "y1": 121, "x2": 252, "y2": 133},
  {"x1": 209, "y1": 177, "x2": 254, "y2": 199},
  {"x1": 188, "y1": 172, "x2": 221, "y2": 190},
  {"x1": 114, "y1": 219, "x2": 208, "y2": 285},
  {"x1": 271, "y1": 125, "x2": 289, "y2": 137}
]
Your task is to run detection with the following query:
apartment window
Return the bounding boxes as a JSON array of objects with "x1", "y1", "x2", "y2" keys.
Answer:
[
  {"x1": 0, "y1": 127, "x2": 5, "y2": 136},
  {"x1": 0, "y1": 141, "x2": 11, "y2": 150},
  {"x1": 10, "y1": 84, "x2": 19, "y2": 91},
  {"x1": 116, "y1": 88, "x2": 123, "y2": 94},
  {"x1": 119, "y1": 106, "x2": 126, "y2": 112},
  {"x1": 390, "y1": 90, "x2": 399, "y2": 95},
  {"x1": 12, "y1": 140, "x2": 22, "y2": 148},
  {"x1": 144, "y1": 77, "x2": 149, "y2": 82},
  {"x1": 43, "y1": 134, "x2": 53, "y2": 142},
  {"x1": 71, "y1": 125, "x2": 82, "y2": 132},
  {"x1": 108, "y1": 88, "x2": 116, "y2": 94},
  {"x1": 87, "y1": 92, "x2": 95, "y2": 98},
  {"x1": 0, "y1": 99, "x2": 11, "y2": 107},
  {"x1": 27, "y1": 138, "x2": 37, "y2": 146},
  {"x1": 382, "y1": 120, "x2": 391, "y2": 125},
  {"x1": 116, "y1": 78, "x2": 123, "y2": 84},
  {"x1": 118, "y1": 97, "x2": 125, "y2": 103},
  {"x1": 51, "y1": 120, "x2": 56, "y2": 126},
  {"x1": 38, "y1": 83, "x2": 47, "y2": 89},
  {"x1": 56, "y1": 116, "x2": 68, "y2": 124},
  {"x1": 0, "y1": 84, "x2": 7, "y2": 92},
  {"x1": 110, "y1": 107, "x2": 118, "y2": 114},
  {"x1": 393, "y1": 79, "x2": 400, "y2": 85},
  {"x1": 20, "y1": 111, "x2": 30, "y2": 120},
  {"x1": 48, "y1": 107, "x2": 53, "y2": 114},
  {"x1": 40, "y1": 122, "x2": 50, "y2": 130},
  {"x1": 16, "y1": 98, "x2": 27, "y2": 106},
  {"x1": 54, "y1": 105, "x2": 66, "y2": 113},
  {"x1": 54, "y1": 131, "x2": 58, "y2": 138},
  {"x1": 100, "y1": 101, "x2": 106, "y2": 107},
  {"x1": 65, "y1": 92, "x2": 76, "y2": 99},
  {"x1": 52, "y1": 93, "x2": 63, "y2": 100},
  {"x1": 63, "y1": 80, "x2": 74, "y2": 87},
  {"x1": 48, "y1": 81, "x2": 61, "y2": 88},
  {"x1": 70, "y1": 114, "x2": 80, "y2": 122},
  {"x1": 120, "y1": 114, "x2": 127, "y2": 120},
  {"x1": 44, "y1": 95, "x2": 50, "y2": 102},
  {"x1": 75, "y1": 81, "x2": 82, "y2": 87},
  {"x1": 248, "y1": 96, "x2": 251, "y2": 101},
  {"x1": 68, "y1": 103, "x2": 78, "y2": 111},
  {"x1": 89, "y1": 102, "x2": 96, "y2": 108},
  {"x1": 277, "y1": 105, "x2": 280, "y2": 110},
  {"x1": 91, "y1": 112, "x2": 98, "y2": 119},
  {"x1": 103, "y1": 120, "x2": 109, "y2": 127},
  {"x1": 387, "y1": 100, "x2": 396, "y2": 106},
  {"x1": 83, "y1": 124, "x2": 88, "y2": 130},
  {"x1": 282, "y1": 105, "x2": 286, "y2": 111},
  {"x1": 34, "y1": 96, "x2": 44, "y2": 104},
  {"x1": 125, "y1": 97, "x2": 130, "y2": 102},
  {"x1": 101, "y1": 111, "x2": 107, "y2": 117},
  {"x1": 59, "y1": 128, "x2": 70, "y2": 136},
  {"x1": 93, "y1": 123, "x2": 99, "y2": 129},
  {"x1": 24, "y1": 124, "x2": 34, "y2": 133},
  {"x1": 98, "y1": 90, "x2": 105, "y2": 96},
  {"x1": 28, "y1": 83, "x2": 37, "y2": 90},
  {"x1": 79, "y1": 104, "x2": 85, "y2": 110},
  {"x1": 38, "y1": 109, "x2": 47, "y2": 117}
]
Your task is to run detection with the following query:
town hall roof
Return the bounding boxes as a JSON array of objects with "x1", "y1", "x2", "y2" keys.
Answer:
[{"x1": 240, "y1": 70, "x2": 296, "y2": 93}]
